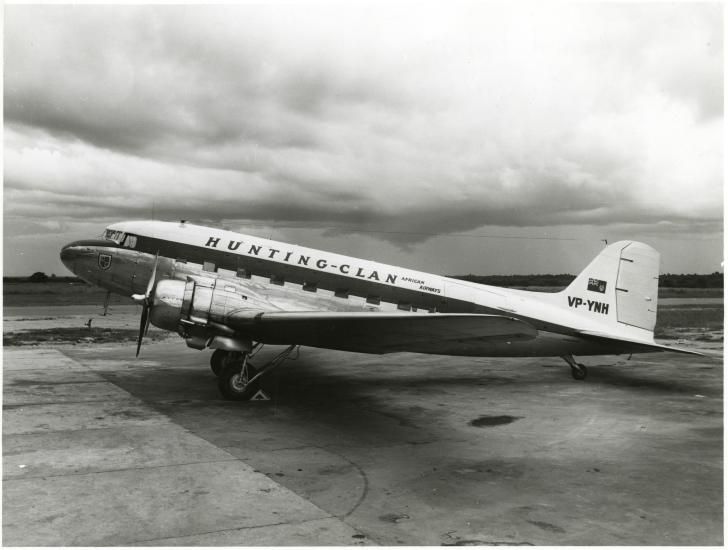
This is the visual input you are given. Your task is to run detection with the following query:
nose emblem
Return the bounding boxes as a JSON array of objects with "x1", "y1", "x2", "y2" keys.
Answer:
[{"x1": 98, "y1": 253, "x2": 112, "y2": 270}]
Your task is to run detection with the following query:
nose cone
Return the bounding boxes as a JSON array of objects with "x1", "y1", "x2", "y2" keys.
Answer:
[
  {"x1": 60, "y1": 242, "x2": 80, "y2": 272},
  {"x1": 60, "y1": 239, "x2": 116, "y2": 276}
]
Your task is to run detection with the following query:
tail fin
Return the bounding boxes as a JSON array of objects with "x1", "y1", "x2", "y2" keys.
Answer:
[{"x1": 559, "y1": 241, "x2": 659, "y2": 336}]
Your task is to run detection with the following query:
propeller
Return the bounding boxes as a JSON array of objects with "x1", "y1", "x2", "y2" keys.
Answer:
[{"x1": 132, "y1": 253, "x2": 159, "y2": 357}]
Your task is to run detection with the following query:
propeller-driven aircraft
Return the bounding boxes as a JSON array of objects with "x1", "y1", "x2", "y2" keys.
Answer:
[{"x1": 60, "y1": 220, "x2": 696, "y2": 400}]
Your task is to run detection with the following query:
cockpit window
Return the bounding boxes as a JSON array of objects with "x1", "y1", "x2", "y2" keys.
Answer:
[
  {"x1": 103, "y1": 229, "x2": 125, "y2": 243},
  {"x1": 122, "y1": 234, "x2": 138, "y2": 248}
]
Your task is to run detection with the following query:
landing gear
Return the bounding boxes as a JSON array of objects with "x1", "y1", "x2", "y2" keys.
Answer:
[
  {"x1": 218, "y1": 355, "x2": 261, "y2": 401},
  {"x1": 215, "y1": 344, "x2": 298, "y2": 401},
  {"x1": 210, "y1": 344, "x2": 261, "y2": 377},
  {"x1": 210, "y1": 349, "x2": 228, "y2": 376},
  {"x1": 571, "y1": 365, "x2": 587, "y2": 381},
  {"x1": 561, "y1": 354, "x2": 588, "y2": 380}
]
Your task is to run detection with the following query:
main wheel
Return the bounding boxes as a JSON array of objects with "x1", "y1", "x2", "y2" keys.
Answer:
[
  {"x1": 218, "y1": 360, "x2": 260, "y2": 401},
  {"x1": 210, "y1": 349, "x2": 228, "y2": 376},
  {"x1": 571, "y1": 363, "x2": 587, "y2": 381}
]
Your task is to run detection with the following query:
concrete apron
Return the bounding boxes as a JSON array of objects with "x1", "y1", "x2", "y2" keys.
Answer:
[{"x1": 2, "y1": 348, "x2": 367, "y2": 546}]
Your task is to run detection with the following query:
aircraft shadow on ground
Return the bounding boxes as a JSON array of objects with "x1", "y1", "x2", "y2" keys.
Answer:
[
  {"x1": 579, "y1": 362, "x2": 721, "y2": 395},
  {"x1": 101, "y1": 346, "x2": 723, "y2": 401},
  {"x1": 100, "y1": 355, "x2": 548, "y2": 445},
  {"x1": 86, "y1": 358, "x2": 719, "y2": 466},
  {"x1": 100, "y1": 351, "x2": 721, "y2": 443}
]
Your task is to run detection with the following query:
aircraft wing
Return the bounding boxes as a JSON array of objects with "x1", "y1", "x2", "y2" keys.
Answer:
[
  {"x1": 578, "y1": 330, "x2": 705, "y2": 356},
  {"x1": 226, "y1": 311, "x2": 538, "y2": 355}
]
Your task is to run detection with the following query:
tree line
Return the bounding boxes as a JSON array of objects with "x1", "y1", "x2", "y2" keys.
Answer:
[
  {"x1": 4, "y1": 270, "x2": 724, "y2": 288},
  {"x1": 452, "y1": 272, "x2": 724, "y2": 289}
]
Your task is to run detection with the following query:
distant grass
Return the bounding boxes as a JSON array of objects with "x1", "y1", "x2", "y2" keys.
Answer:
[
  {"x1": 654, "y1": 305, "x2": 723, "y2": 340},
  {"x1": 3, "y1": 282, "x2": 135, "y2": 306},
  {"x1": 3, "y1": 327, "x2": 169, "y2": 347},
  {"x1": 656, "y1": 305, "x2": 724, "y2": 328},
  {"x1": 658, "y1": 288, "x2": 723, "y2": 299}
]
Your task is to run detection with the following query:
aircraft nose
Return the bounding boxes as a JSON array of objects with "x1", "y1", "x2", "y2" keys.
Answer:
[
  {"x1": 60, "y1": 242, "x2": 81, "y2": 271},
  {"x1": 60, "y1": 238, "x2": 120, "y2": 278},
  {"x1": 60, "y1": 240, "x2": 100, "y2": 272}
]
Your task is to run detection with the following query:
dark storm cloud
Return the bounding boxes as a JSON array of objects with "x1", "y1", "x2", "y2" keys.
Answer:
[
  {"x1": 3, "y1": 3, "x2": 723, "y2": 269},
  {"x1": 5, "y1": 5, "x2": 408, "y2": 158}
]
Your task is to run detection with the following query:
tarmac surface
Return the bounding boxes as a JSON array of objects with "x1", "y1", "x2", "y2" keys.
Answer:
[{"x1": 2, "y1": 321, "x2": 724, "y2": 545}]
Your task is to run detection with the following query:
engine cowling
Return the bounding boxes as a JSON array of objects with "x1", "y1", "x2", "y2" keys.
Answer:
[
  {"x1": 149, "y1": 277, "x2": 267, "y2": 347},
  {"x1": 148, "y1": 279, "x2": 186, "y2": 332}
]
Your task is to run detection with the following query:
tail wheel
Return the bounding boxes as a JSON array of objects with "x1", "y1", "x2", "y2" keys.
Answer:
[
  {"x1": 571, "y1": 364, "x2": 588, "y2": 380},
  {"x1": 218, "y1": 360, "x2": 260, "y2": 401}
]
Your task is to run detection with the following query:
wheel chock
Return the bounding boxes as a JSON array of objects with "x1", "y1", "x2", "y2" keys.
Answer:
[{"x1": 250, "y1": 389, "x2": 271, "y2": 401}]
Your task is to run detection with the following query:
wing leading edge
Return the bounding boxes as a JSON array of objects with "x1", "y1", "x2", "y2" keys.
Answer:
[{"x1": 226, "y1": 311, "x2": 538, "y2": 355}]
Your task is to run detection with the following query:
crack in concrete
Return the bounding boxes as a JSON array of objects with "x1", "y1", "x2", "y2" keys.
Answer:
[{"x1": 3, "y1": 457, "x2": 242, "y2": 482}]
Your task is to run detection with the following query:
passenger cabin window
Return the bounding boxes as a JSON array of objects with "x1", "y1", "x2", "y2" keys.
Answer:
[
  {"x1": 203, "y1": 261, "x2": 217, "y2": 273},
  {"x1": 397, "y1": 302, "x2": 412, "y2": 311},
  {"x1": 366, "y1": 296, "x2": 381, "y2": 305},
  {"x1": 236, "y1": 268, "x2": 251, "y2": 279},
  {"x1": 335, "y1": 289, "x2": 349, "y2": 298},
  {"x1": 270, "y1": 274, "x2": 284, "y2": 286},
  {"x1": 302, "y1": 282, "x2": 317, "y2": 292}
]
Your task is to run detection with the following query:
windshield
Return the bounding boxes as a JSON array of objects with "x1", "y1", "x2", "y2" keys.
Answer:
[{"x1": 103, "y1": 228, "x2": 125, "y2": 243}]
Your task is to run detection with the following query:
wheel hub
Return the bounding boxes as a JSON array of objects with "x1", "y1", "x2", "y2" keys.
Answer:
[{"x1": 230, "y1": 370, "x2": 249, "y2": 392}]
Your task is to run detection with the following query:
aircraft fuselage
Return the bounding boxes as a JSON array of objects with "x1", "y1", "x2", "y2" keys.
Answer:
[{"x1": 59, "y1": 220, "x2": 653, "y2": 357}]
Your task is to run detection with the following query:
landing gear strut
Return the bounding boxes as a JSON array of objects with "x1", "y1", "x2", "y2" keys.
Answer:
[
  {"x1": 211, "y1": 343, "x2": 263, "y2": 377},
  {"x1": 561, "y1": 354, "x2": 587, "y2": 380},
  {"x1": 216, "y1": 344, "x2": 298, "y2": 401}
]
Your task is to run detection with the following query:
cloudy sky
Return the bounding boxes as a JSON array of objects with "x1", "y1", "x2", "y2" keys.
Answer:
[{"x1": 4, "y1": 3, "x2": 723, "y2": 278}]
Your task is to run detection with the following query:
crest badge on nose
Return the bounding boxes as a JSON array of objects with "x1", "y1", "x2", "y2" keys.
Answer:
[{"x1": 98, "y1": 253, "x2": 112, "y2": 270}]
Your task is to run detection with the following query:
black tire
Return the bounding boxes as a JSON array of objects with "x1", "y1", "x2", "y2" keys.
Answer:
[
  {"x1": 571, "y1": 364, "x2": 587, "y2": 381},
  {"x1": 218, "y1": 360, "x2": 260, "y2": 401},
  {"x1": 210, "y1": 349, "x2": 228, "y2": 376}
]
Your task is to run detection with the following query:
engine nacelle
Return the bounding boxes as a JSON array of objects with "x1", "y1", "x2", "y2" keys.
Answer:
[{"x1": 149, "y1": 277, "x2": 267, "y2": 347}]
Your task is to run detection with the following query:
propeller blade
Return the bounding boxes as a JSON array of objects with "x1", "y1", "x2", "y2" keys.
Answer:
[
  {"x1": 145, "y1": 253, "x2": 159, "y2": 298},
  {"x1": 143, "y1": 309, "x2": 152, "y2": 337},
  {"x1": 136, "y1": 252, "x2": 160, "y2": 358},
  {"x1": 136, "y1": 303, "x2": 149, "y2": 357}
]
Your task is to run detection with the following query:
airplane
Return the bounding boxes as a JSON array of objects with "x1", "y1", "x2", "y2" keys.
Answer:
[{"x1": 60, "y1": 220, "x2": 698, "y2": 401}]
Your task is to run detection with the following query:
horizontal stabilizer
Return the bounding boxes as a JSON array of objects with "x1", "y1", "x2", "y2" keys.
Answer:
[
  {"x1": 228, "y1": 311, "x2": 537, "y2": 355},
  {"x1": 580, "y1": 330, "x2": 705, "y2": 356}
]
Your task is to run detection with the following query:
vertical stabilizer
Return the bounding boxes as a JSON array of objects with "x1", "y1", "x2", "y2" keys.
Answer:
[{"x1": 559, "y1": 241, "x2": 659, "y2": 334}]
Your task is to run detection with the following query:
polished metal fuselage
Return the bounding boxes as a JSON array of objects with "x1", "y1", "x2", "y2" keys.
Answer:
[{"x1": 59, "y1": 222, "x2": 647, "y2": 357}]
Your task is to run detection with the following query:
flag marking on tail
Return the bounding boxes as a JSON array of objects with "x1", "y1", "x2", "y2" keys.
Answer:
[{"x1": 587, "y1": 278, "x2": 607, "y2": 293}]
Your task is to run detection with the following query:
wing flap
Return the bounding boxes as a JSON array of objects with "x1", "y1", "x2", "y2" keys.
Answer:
[{"x1": 228, "y1": 311, "x2": 537, "y2": 355}]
